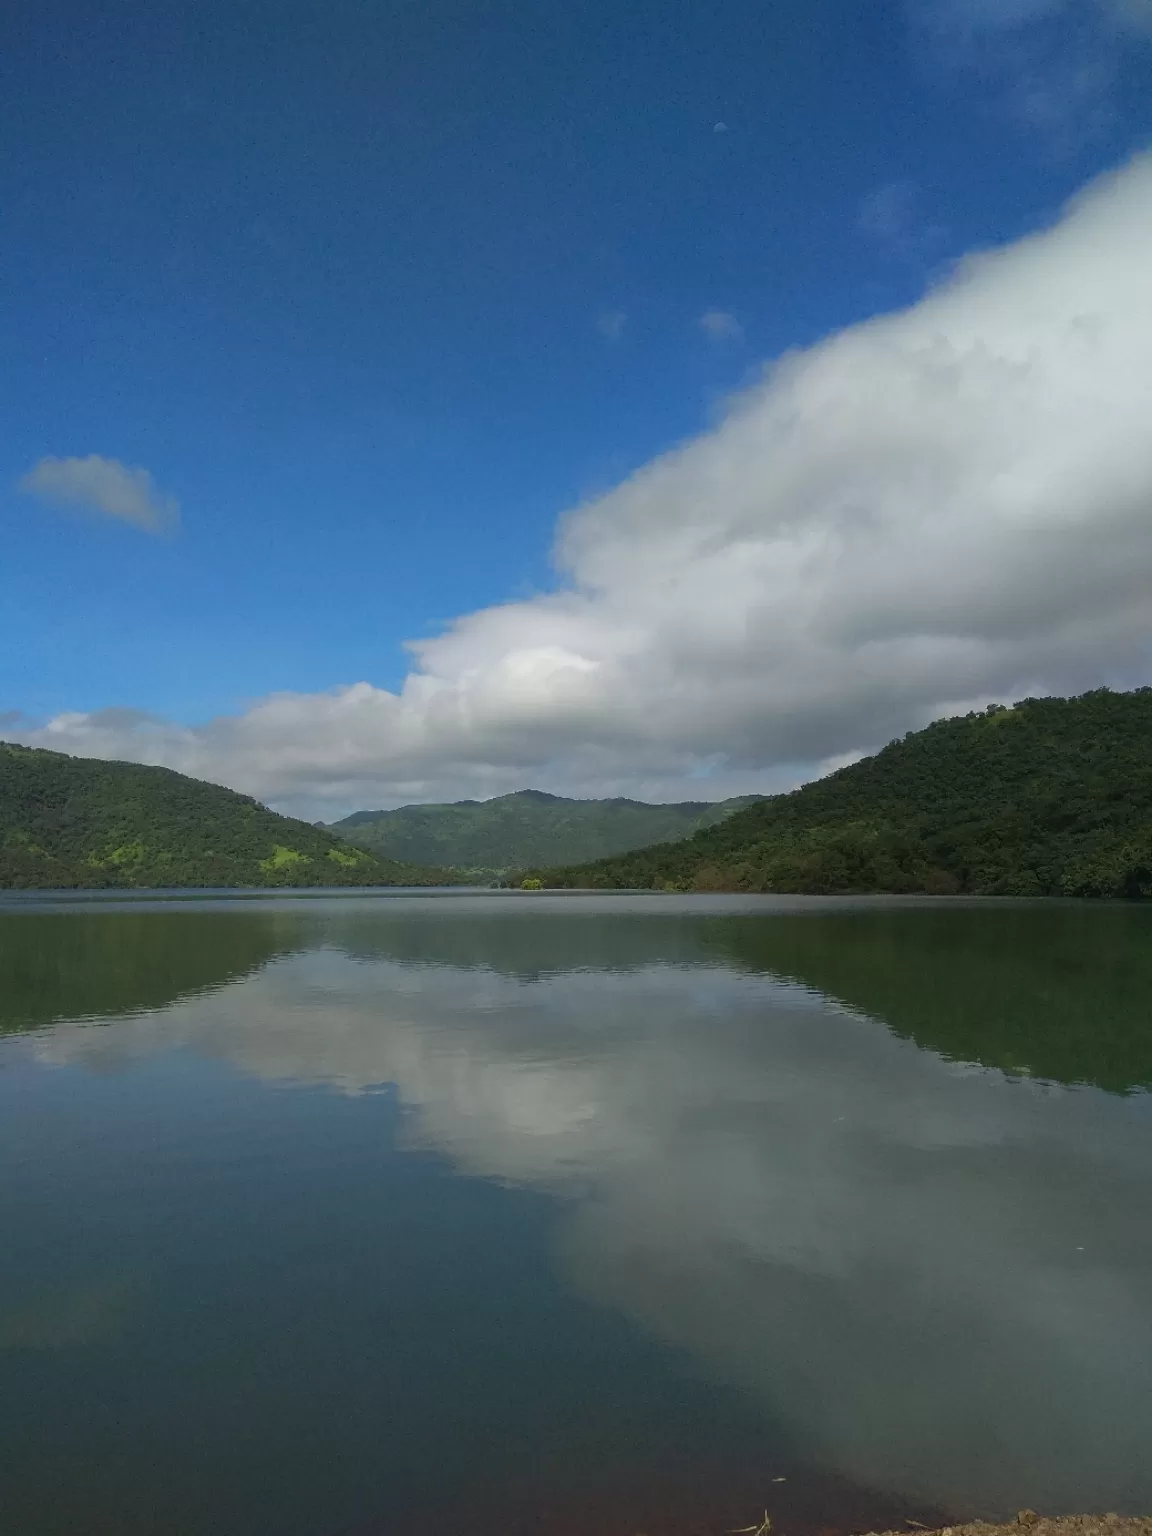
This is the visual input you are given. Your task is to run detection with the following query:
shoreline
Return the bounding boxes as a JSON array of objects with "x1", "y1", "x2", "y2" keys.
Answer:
[{"x1": 870, "y1": 1519, "x2": 1152, "y2": 1536}]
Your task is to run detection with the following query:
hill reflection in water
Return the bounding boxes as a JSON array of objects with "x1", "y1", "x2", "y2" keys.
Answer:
[{"x1": 4, "y1": 893, "x2": 1152, "y2": 1533}]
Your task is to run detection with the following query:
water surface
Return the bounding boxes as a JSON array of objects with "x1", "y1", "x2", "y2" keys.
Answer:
[{"x1": 2, "y1": 892, "x2": 1151, "y2": 1536}]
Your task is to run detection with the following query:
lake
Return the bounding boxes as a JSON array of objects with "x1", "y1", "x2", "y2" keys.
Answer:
[{"x1": 2, "y1": 892, "x2": 1151, "y2": 1536}]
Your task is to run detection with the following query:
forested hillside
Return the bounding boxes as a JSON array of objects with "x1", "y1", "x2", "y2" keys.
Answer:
[
  {"x1": 328, "y1": 788, "x2": 762, "y2": 874},
  {"x1": 532, "y1": 690, "x2": 1152, "y2": 898},
  {"x1": 0, "y1": 743, "x2": 451, "y2": 889}
]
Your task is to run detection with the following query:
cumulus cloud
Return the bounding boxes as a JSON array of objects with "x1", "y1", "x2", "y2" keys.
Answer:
[
  {"x1": 698, "y1": 308, "x2": 744, "y2": 342},
  {"x1": 19, "y1": 455, "x2": 180, "y2": 534},
  {"x1": 9, "y1": 154, "x2": 1152, "y2": 812}
]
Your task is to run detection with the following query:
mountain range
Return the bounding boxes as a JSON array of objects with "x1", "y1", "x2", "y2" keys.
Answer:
[
  {"x1": 325, "y1": 789, "x2": 763, "y2": 877},
  {"x1": 5, "y1": 688, "x2": 1152, "y2": 897}
]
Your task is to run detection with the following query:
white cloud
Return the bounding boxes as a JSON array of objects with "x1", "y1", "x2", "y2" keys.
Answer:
[
  {"x1": 921, "y1": 0, "x2": 1070, "y2": 28},
  {"x1": 698, "y1": 308, "x2": 743, "y2": 343},
  {"x1": 9, "y1": 154, "x2": 1152, "y2": 813},
  {"x1": 859, "y1": 180, "x2": 919, "y2": 242},
  {"x1": 917, "y1": 0, "x2": 1152, "y2": 34},
  {"x1": 596, "y1": 308, "x2": 627, "y2": 342},
  {"x1": 858, "y1": 180, "x2": 951, "y2": 266},
  {"x1": 1117, "y1": 0, "x2": 1152, "y2": 29},
  {"x1": 910, "y1": 0, "x2": 1152, "y2": 144},
  {"x1": 19, "y1": 455, "x2": 180, "y2": 534}
]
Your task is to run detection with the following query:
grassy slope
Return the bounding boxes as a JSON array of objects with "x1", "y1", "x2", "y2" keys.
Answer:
[
  {"x1": 0, "y1": 742, "x2": 454, "y2": 889},
  {"x1": 533, "y1": 689, "x2": 1152, "y2": 897},
  {"x1": 328, "y1": 788, "x2": 763, "y2": 873}
]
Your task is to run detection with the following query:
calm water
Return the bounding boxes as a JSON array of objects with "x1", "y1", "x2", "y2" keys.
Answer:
[{"x1": 2, "y1": 892, "x2": 1151, "y2": 1536}]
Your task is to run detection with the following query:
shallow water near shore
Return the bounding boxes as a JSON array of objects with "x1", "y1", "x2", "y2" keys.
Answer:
[{"x1": 2, "y1": 891, "x2": 1151, "y2": 1536}]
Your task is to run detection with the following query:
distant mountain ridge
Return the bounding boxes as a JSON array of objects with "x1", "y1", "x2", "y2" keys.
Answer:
[
  {"x1": 0, "y1": 742, "x2": 452, "y2": 889},
  {"x1": 529, "y1": 690, "x2": 1152, "y2": 897},
  {"x1": 326, "y1": 788, "x2": 764, "y2": 874}
]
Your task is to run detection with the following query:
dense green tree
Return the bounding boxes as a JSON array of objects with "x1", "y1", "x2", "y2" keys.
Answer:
[
  {"x1": 0, "y1": 743, "x2": 455, "y2": 889},
  {"x1": 531, "y1": 689, "x2": 1152, "y2": 898},
  {"x1": 326, "y1": 787, "x2": 762, "y2": 875}
]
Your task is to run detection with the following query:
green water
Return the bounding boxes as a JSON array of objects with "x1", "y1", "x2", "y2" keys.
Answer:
[{"x1": 1, "y1": 892, "x2": 1150, "y2": 1535}]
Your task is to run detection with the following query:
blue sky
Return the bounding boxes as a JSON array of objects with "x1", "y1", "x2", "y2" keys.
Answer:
[{"x1": 4, "y1": 0, "x2": 1152, "y2": 811}]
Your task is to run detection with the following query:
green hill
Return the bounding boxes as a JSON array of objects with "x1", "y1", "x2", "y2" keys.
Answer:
[
  {"x1": 326, "y1": 788, "x2": 763, "y2": 875},
  {"x1": 0, "y1": 742, "x2": 452, "y2": 889},
  {"x1": 532, "y1": 689, "x2": 1152, "y2": 898}
]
